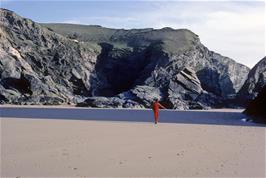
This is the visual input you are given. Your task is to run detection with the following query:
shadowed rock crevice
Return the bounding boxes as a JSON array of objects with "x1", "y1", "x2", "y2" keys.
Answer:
[
  {"x1": 69, "y1": 75, "x2": 89, "y2": 96},
  {"x1": 93, "y1": 42, "x2": 154, "y2": 96},
  {"x1": 0, "y1": 93, "x2": 8, "y2": 103},
  {"x1": 1, "y1": 75, "x2": 32, "y2": 95},
  {"x1": 197, "y1": 69, "x2": 222, "y2": 96}
]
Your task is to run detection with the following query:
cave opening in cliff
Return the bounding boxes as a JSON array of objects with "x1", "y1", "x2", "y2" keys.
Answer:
[{"x1": 93, "y1": 43, "x2": 150, "y2": 97}]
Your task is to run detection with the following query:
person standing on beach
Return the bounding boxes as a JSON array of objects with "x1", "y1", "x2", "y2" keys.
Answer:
[{"x1": 152, "y1": 99, "x2": 166, "y2": 124}]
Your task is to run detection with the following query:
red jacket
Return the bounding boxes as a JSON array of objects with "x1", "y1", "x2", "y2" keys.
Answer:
[{"x1": 152, "y1": 102, "x2": 165, "y2": 112}]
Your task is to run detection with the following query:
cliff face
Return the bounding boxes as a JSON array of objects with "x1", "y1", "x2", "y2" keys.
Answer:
[
  {"x1": 0, "y1": 9, "x2": 98, "y2": 104},
  {"x1": 244, "y1": 85, "x2": 266, "y2": 123},
  {"x1": 0, "y1": 8, "x2": 250, "y2": 109},
  {"x1": 237, "y1": 57, "x2": 266, "y2": 103},
  {"x1": 44, "y1": 23, "x2": 249, "y2": 97}
]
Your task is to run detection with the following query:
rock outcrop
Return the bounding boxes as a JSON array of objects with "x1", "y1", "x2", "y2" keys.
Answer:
[
  {"x1": 0, "y1": 8, "x2": 250, "y2": 109},
  {"x1": 244, "y1": 85, "x2": 266, "y2": 123},
  {"x1": 237, "y1": 56, "x2": 266, "y2": 104},
  {"x1": 0, "y1": 8, "x2": 98, "y2": 105},
  {"x1": 44, "y1": 23, "x2": 249, "y2": 98}
]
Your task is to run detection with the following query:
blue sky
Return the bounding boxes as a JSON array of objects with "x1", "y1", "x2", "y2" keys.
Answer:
[{"x1": 1, "y1": 0, "x2": 265, "y2": 68}]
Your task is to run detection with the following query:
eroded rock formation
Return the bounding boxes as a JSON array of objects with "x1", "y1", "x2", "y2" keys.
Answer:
[{"x1": 0, "y1": 8, "x2": 250, "y2": 109}]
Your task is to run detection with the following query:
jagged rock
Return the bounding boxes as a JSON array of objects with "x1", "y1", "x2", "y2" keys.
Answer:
[
  {"x1": 78, "y1": 85, "x2": 161, "y2": 108},
  {"x1": 77, "y1": 96, "x2": 142, "y2": 108},
  {"x1": 174, "y1": 68, "x2": 202, "y2": 97},
  {"x1": 44, "y1": 23, "x2": 249, "y2": 99},
  {"x1": 79, "y1": 68, "x2": 217, "y2": 109},
  {"x1": 237, "y1": 56, "x2": 266, "y2": 103},
  {"x1": 244, "y1": 85, "x2": 266, "y2": 123},
  {"x1": 0, "y1": 8, "x2": 98, "y2": 105},
  {"x1": 77, "y1": 96, "x2": 123, "y2": 108},
  {"x1": 0, "y1": 8, "x2": 250, "y2": 109},
  {"x1": 196, "y1": 91, "x2": 223, "y2": 108},
  {"x1": 130, "y1": 85, "x2": 162, "y2": 107},
  {"x1": 0, "y1": 83, "x2": 21, "y2": 103},
  {"x1": 167, "y1": 68, "x2": 203, "y2": 109}
]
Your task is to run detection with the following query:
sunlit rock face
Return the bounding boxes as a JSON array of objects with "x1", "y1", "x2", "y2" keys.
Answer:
[{"x1": 0, "y1": 8, "x2": 99, "y2": 105}]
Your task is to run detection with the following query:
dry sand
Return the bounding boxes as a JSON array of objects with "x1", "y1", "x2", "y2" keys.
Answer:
[{"x1": 1, "y1": 117, "x2": 265, "y2": 178}]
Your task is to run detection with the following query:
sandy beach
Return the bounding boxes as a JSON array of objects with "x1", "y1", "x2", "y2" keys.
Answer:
[{"x1": 1, "y1": 114, "x2": 265, "y2": 177}]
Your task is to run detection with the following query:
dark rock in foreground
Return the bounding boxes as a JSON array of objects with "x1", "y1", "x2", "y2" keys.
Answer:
[
  {"x1": 237, "y1": 56, "x2": 266, "y2": 105},
  {"x1": 244, "y1": 85, "x2": 266, "y2": 123}
]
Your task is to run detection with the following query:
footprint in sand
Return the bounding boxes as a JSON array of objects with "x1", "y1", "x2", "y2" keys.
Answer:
[
  {"x1": 119, "y1": 160, "x2": 127, "y2": 165},
  {"x1": 68, "y1": 166, "x2": 78, "y2": 170},
  {"x1": 177, "y1": 151, "x2": 184, "y2": 156}
]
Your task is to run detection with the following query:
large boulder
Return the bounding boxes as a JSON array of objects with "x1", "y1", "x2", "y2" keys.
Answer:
[
  {"x1": 237, "y1": 56, "x2": 266, "y2": 104},
  {"x1": 167, "y1": 68, "x2": 203, "y2": 109},
  {"x1": 244, "y1": 85, "x2": 266, "y2": 123}
]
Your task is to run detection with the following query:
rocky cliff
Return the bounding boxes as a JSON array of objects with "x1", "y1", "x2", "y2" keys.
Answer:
[
  {"x1": 0, "y1": 8, "x2": 250, "y2": 109},
  {"x1": 237, "y1": 56, "x2": 266, "y2": 104},
  {"x1": 244, "y1": 85, "x2": 266, "y2": 123},
  {"x1": 0, "y1": 8, "x2": 98, "y2": 104}
]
